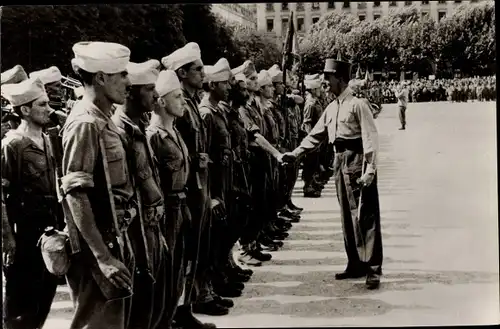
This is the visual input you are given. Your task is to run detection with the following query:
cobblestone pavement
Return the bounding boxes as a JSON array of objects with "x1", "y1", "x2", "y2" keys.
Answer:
[{"x1": 44, "y1": 101, "x2": 499, "y2": 327}]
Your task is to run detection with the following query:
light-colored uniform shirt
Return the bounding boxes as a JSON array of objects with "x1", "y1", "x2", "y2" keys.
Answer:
[
  {"x1": 394, "y1": 88, "x2": 409, "y2": 108},
  {"x1": 293, "y1": 87, "x2": 379, "y2": 174}
]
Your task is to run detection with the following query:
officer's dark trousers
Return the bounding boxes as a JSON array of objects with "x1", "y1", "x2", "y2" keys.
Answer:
[
  {"x1": 157, "y1": 194, "x2": 189, "y2": 328},
  {"x1": 128, "y1": 224, "x2": 167, "y2": 329},
  {"x1": 3, "y1": 234, "x2": 58, "y2": 329},
  {"x1": 66, "y1": 238, "x2": 135, "y2": 329},
  {"x1": 334, "y1": 139, "x2": 383, "y2": 275},
  {"x1": 240, "y1": 149, "x2": 271, "y2": 246}
]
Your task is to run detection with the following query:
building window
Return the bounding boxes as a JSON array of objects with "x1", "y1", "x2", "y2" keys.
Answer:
[
  {"x1": 266, "y1": 3, "x2": 274, "y2": 12},
  {"x1": 405, "y1": 1, "x2": 412, "y2": 5},
  {"x1": 358, "y1": 2, "x2": 367, "y2": 9},
  {"x1": 343, "y1": 1, "x2": 350, "y2": 9},
  {"x1": 328, "y1": 2, "x2": 335, "y2": 9},
  {"x1": 296, "y1": 3, "x2": 304, "y2": 11},
  {"x1": 374, "y1": 14, "x2": 381, "y2": 20},
  {"x1": 438, "y1": 11, "x2": 446, "y2": 20},
  {"x1": 438, "y1": 1, "x2": 446, "y2": 4},
  {"x1": 389, "y1": 1, "x2": 397, "y2": 7},
  {"x1": 312, "y1": 16, "x2": 320, "y2": 24},
  {"x1": 359, "y1": 15, "x2": 366, "y2": 21},
  {"x1": 374, "y1": 1, "x2": 381, "y2": 7},
  {"x1": 267, "y1": 18, "x2": 274, "y2": 32},
  {"x1": 470, "y1": 0, "x2": 478, "y2": 2},
  {"x1": 282, "y1": 18, "x2": 288, "y2": 32},
  {"x1": 282, "y1": 3, "x2": 289, "y2": 11},
  {"x1": 421, "y1": 1, "x2": 429, "y2": 4},
  {"x1": 454, "y1": 1, "x2": 462, "y2": 3},
  {"x1": 297, "y1": 17, "x2": 304, "y2": 31},
  {"x1": 312, "y1": 2, "x2": 320, "y2": 10}
]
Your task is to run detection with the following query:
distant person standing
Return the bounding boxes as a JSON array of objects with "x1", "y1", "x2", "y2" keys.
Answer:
[{"x1": 393, "y1": 82, "x2": 409, "y2": 130}]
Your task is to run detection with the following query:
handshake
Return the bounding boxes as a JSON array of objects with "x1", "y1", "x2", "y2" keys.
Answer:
[{"x1": 276, "y1": 152, "x2": 299, "y2": 166}]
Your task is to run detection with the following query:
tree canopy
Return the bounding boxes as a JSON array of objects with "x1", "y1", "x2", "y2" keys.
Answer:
[
  {"x1": 1, "y1": 4, "x2": 281, "y2": 76},
  {"x1": 299, "y1": 1, "x2": 495, "y2": 77}
]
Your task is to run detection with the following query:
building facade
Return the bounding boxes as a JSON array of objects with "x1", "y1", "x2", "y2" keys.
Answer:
[
  {"x1": 212, "y1": 3, "x2": 257, "y2": 29},
  {"x1": 257, "y1": 1, "x2": 483, "y2": 38}
]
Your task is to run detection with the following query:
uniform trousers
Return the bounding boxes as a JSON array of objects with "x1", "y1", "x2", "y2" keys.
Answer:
[
  {"x1": 184, "y1": 171, "x2": 212, "y2": 304},
  {"x1": 399, "y1": 106, "x2": 407, "y2": 127},
  {"x1": 333, "y1": 139, "x2": 383, "y2": 274},
  {"x1": 240, "y1": 149, "x2": 272, "y2": 246},
  {"x1": 127, "y1": 224, "x2": 167, "y2": 329},
  {"x1": 3, "y1": 231, "x2": 58, "y2": 329},
  {"x1": 66, "y1": 235, "x2": 135, "y2": 329},
  {"x1": 157, "y1": 194, "x2": 190, "y2": 328}
]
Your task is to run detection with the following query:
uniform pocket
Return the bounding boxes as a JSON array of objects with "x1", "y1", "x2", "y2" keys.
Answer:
[
  {"x1": 24, "y1": 150, "x2": 48, "y2": 179},
  {"x1": 105, "y1": 144, "x2": 128, "y2": 186},
  {"x1": 163, "y1": 157, "x2": 183, "y2": 172}
]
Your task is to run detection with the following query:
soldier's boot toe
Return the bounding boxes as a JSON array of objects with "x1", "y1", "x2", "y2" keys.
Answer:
[{"x1": 193, "y1": 300, "x2": 230, "y2": 316}]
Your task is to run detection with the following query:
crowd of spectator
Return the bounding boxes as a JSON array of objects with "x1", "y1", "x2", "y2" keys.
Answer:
[{"x1": 368, "y1": 76, "x2": 496, "y2": 104}]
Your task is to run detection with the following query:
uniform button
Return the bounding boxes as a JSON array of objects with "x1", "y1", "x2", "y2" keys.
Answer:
[{"x1": 108, "y1": 242, "x2": 114, "y2": 249}]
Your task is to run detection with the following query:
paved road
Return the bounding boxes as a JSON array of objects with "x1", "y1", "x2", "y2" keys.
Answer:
[{"x1": 44, "y1": 101, "x2": 499, "y2": 328}]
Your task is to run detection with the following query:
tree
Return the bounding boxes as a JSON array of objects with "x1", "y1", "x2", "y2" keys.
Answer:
[
  {"x1": 229, "y1": 25, "x2": 282, "y2": 71},
  {"x1": 299, "y1": 12, "x2": 359, "y2": 73},
  {"x1": 435, "y1": 0, "x2": 495, "y2": 75}
]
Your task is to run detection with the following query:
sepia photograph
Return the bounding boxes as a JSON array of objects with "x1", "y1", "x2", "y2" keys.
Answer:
[{"x1": 1, "y1": 1, "x2": 498, "y2": 328}]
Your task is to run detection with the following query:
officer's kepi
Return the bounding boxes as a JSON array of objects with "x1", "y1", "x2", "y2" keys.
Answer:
[{"x1": 324, "y1": 55, "x2": 352, "y2": 81}]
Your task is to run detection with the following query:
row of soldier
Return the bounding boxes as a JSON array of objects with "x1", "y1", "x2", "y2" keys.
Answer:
[{"x1": 1, "y1": 40, "x2": 349, "y2": 329}]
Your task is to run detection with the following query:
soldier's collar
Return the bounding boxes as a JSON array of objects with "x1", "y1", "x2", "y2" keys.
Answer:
[
  {"x1": 337, "y1": 86, "x2": 352, "y2": 104},
  {"x1": 113, "y1": 106, "x2": 145, "y2": 136}
]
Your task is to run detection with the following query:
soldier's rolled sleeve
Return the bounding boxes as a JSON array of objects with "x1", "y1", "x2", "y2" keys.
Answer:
[
  {"x1": 238, "y1": 107, "x2": 260, "y2": 137},
  {"x1": 355, "y1": 99, "x2": 379, "y2": 174},
  {"x1": 61, "y1": 121, "x2": 99, "y2": 195},
  {"x1": 292, "y1": 109, "x2": 328, "y2": 157}
]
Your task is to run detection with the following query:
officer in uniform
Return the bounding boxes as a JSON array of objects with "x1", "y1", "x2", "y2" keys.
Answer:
[
  {"x1": 111, "y1": 60, "x2": 168, "y2": 329},
  {"x1": 2, "y1": 78, "x2": 60, "y2": 329},
  {"x1": 146, "y1": 70, "x2": 192, "y2": 329},
  {"x1": 197, "y1": 58, "x2": 240, "y2": 314},
  {"x1": 29, "y1": 66, "x2": 68, "y2": 127},
  {"x1": 161, "y1": 43, "x2": 215, "y2": 329},
  {"x1": 60, "y1": 41, "x2": 135, "y2": 329},
  {"x1": 282, "y1": 57, "x2": 383, "y2": 290},
  {"x1": 301, "y1": 75, "x2": 324, "y2": 198}
]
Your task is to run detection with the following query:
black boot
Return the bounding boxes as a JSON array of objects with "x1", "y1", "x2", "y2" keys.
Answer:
[
  {"x1": 192, "y1": 300, "x2": 230, "y2": 316},
  {"x1": 174, "y1": 305, "x2": 216, "y2": 328}
]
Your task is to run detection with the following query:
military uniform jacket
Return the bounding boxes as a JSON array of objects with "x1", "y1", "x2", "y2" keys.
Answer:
[
  {"x1": 199, "y1": 96, "x2": 232, "y2": 202},
  {"x1": 302, "y1": 94, "x2": 323, "y2": 134},
  {"x1": 175, "y1": 89, "x2": 209, "y2": 192},
  {"x1": 294, "y1": 87, "x2": 379, "y2": 174},
  {"x1": 2, "y1": 129, "x2": 58, "y2": 235}
]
